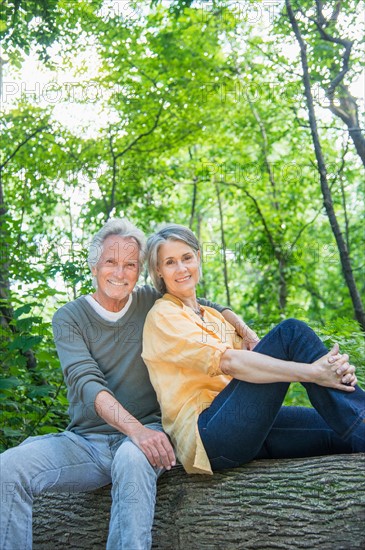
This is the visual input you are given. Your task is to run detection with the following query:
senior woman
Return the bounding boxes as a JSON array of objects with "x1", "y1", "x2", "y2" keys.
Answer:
[{"x1": 142, "y1": 224, "x2": 365, "y2": 475}]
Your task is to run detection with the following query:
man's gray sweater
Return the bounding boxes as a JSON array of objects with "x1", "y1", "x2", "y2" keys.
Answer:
[{"x1": 52, "y1": 285, "x2": 226, "y2": 435}]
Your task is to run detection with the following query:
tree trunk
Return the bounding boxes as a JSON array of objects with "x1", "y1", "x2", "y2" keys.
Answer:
[
  {"x1": 0, "y1": 129, "x2": 46, "y2": 369},
  {"x1": 33, "y1": 454, "x2": 365, "y2": 549},
  {"x1": 215, "y1": 182, "x2": 231, "y2": 307},
  {"x1": 285, "y1": 0, "x2": 365, "y2": 332},
  {"x1": 328, "y1": 85, "x2": 365, "y2": 169}
]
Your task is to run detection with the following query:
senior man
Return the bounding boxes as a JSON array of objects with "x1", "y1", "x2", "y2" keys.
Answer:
[{"x1": 1, "y1": 218, "x2": 258, "y2": 550}]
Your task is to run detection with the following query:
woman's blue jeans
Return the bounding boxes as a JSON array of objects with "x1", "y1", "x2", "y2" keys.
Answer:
[{"x1": 198, "y1": 319, "x2": 365, "y2": 471}]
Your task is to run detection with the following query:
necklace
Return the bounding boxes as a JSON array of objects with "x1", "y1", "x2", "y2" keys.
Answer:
[{"x1": 191, "y1": 304, "x2": 204, "y2": 320}]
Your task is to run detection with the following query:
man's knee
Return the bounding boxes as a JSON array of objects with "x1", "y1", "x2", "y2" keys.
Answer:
[
  {"x1": 113, "y1": 440, "x2": 150, "y2": 470},
  {"x1": 111, "y1": 440, "x2": 159, "y2": 482},
  {"x1": 0, "y1": 435, "x2": 70, "y2": 498},
  {"x1": 0, "y1": 446, "x2": 33, "y2": 503},
  {"x1": 1, "y1": 445, "x2": 29, "y2": 480},
  {"x1": 110, "y1": 441, "x2": 160, "y2": 509}
]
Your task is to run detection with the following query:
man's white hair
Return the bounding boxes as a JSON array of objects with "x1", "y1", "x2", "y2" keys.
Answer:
[{"x1": 88, "y1": 218, "x2": 146, "y2": 271}]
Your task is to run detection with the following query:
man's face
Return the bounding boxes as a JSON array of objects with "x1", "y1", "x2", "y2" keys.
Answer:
[{"x1": 91, "y1": 235, "x2": 140, "y2": 311}]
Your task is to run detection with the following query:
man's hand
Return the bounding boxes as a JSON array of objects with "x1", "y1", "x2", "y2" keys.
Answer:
[
  {"x1": 239, "y1": 325, "x2": 260, "y2": 351},
  {"x1": 129, "y1": 425, "x2": 176, "y2": 470},
  {"x1": 220, "y1": 309, "x2": 260, "y2": 350},
  {"x1": 94, "y1": 390, "x2": 176, "y2": 469}
]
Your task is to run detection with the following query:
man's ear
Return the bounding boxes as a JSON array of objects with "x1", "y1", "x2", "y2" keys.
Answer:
[{"x1": 91, "y1": 265, "x2": 97, "y2": 277}]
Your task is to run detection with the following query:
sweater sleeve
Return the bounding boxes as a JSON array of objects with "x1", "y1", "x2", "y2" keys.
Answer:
[
  {"x1": 52, "y1": 306, "x2": 115, "y2": 408},
  {"x1": 198, "y1": 297, "x2": 230, "y2": 313}
]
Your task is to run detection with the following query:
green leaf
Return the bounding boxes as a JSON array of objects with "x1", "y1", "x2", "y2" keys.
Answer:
[
  {"x1": 38, "y1": 425, "x2": 59, "y2": 434},
  {"x1": 8, "y1": 335, "x2": 43, "y2": 352},
  {"x1": 13, "y1": 304, "x2": 33, "y2": 318},
  {"x1": 28, "y1": 385, "x2": 53, "y2": 398},
  {"x1": 0, "y1": 377, "x2": 20, "y2": 390}
]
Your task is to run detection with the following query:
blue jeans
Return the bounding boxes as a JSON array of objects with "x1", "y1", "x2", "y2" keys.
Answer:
[
  {"x1": 0, "y1": 423, "x2": 165, "y2": 550},
  {"x1": 198, "y1": 319, "x2": 365, "y2": 471}
]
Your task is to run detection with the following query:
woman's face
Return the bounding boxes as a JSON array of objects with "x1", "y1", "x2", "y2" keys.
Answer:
[{"x1": 157, "y1": 239, "x2": 200, "y2": 298}]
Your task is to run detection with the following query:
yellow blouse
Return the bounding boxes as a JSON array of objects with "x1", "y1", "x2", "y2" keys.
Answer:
[{"x1": 142, "y1": 293, "x2": 243, "y2": 474}]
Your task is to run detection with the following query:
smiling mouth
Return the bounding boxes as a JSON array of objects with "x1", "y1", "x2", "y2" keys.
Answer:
[
  {"x1": 175, "y1": 275, "x2": 191, "y2": 283},
  {"x1": 108, "y1": 280, "x2": 127, "y2": 286}
]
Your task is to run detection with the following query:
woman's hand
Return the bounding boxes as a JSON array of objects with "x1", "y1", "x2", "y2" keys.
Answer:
[
  {"x1": 341, "y1": 368, "x2": 357, "y2": 386},
  {"x1": 327, "y1": 344, "x2": 357, "y2": 386},
  {"x1": 312, "y1": 344, "x2": 357, "y2": 391}
]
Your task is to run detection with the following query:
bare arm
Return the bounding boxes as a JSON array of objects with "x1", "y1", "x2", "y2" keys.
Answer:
[
  {"x1": 94, "y1": 390, "x2": 176, "y2": 469},
  {"x1": 220, "y1": 345, "x2": 356, "y2": 392},
  {"x1": 220, "y1": 309, "x2": 260, "y2": 350}
]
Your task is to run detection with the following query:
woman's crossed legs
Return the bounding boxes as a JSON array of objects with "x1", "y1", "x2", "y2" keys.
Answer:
[{"x1": 198, "y1": 319, "x2": 365, "y2": 470}]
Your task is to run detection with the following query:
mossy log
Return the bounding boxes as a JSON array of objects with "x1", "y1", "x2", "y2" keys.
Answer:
[{"x1": 33, "y1": 454, "x2": 365, "y2": 549}]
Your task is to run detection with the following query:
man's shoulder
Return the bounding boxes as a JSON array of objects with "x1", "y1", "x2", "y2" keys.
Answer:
[
  {"x1": 52, "y1": 296, "x2": 88, "y2": 323},
  {"x1": 133, "y1": 285, "x2": 161, "y2": 304}
]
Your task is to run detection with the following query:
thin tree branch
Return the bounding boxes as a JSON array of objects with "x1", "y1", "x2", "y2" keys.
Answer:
[
  {"x1": 294, "y1": 0, "x2": 365, "y2": 165},
  {"x1": 114, "y1": 102, "x2": 164, "y2": 160},
  {"x1": 0, "y1": 125, "x2": 49, "y2": 170},
  {"x1": 107, "y1": 130, "x2": 118, "y2": 219},
  {"x1": 246, "y1": 94, "x2": 280, "y2": 212},
  {"x1": 290, "y1": 208, "x2": 322, "y2": 251},
  {"x1": 337, "y1": 138, "x2": 351, "y2": 252},
  {"x1": 219, "y1": 181, "x2": 278, "y2": 254},
  {"x1": 124, "y1": 59, "x2": 158, "y2": 87}
]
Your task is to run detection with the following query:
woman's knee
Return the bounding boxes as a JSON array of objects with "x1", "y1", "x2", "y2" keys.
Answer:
[
  {"x1": 277, "y1": 318, "x2": 324, "y2": 362},
  {"x1": 276, "y1": 318, "x2": 314, "y2": 344},
  {"x1": 278, "y1": 318, "x2": 307, "y2": 331}
]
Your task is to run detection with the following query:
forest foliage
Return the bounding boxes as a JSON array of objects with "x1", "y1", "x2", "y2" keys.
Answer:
[{"x1": 1, "y1": 0, "x2": 364, "y2": 451}]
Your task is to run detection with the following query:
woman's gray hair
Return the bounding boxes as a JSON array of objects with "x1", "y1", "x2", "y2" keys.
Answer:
[
  {"x1": 88, "y1": 218, "x2": 146, "y2": 271},
  {"x1": 147, "y1": 224, "x2": 201, "y2": 294}
]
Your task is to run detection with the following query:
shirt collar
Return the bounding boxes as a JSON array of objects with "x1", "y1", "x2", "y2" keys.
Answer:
[
  {"x1": 162, "y1": 293, "x2": 185, "y2": 308},
  {"x1": 162, "y1": 293, "x2": 205, "y2": 321}
]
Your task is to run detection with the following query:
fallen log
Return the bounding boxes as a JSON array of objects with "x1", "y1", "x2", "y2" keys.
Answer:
[{"x1": 33, "y1": 454, "x2": 365, "y2": 549}]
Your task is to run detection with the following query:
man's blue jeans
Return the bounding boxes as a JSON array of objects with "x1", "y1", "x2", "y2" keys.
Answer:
[
  {"x1": 198, "y1": 319, "x2": 365, "y2": 471},
  {"x1": 0, "y1": 423, "x2": 165, "y2": 550}
]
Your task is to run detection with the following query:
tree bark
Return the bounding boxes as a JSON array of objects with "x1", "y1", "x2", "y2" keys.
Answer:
[
  {"x1": 328, "y1": 84, "x2": 365, "y2": 168},
  {"x1": 33, "y1": 454, "x2": 365, "y2": 549},
  {"x1": 305, "y1": 2, "x2": 365, "y2": 168}
]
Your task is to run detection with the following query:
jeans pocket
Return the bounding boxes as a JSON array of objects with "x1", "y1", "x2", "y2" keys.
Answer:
[{"x1": 209, "y1": 455, "x2": 240, "y2": 471}]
